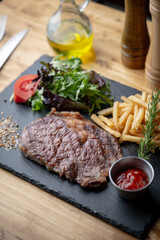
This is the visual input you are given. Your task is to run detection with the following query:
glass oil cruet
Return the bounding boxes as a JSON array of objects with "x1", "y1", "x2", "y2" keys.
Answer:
[{"x1": 47, "y1": 0, "x2": 93, "y2": 58}]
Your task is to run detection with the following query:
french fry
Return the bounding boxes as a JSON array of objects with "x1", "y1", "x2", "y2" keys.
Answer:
[
  {"x1": 119, "y1": 107, "x2": 130, "y2": 115},
  {"x1": 93, "y1": 91, "x2": 160, "y2": 155},
  {"x1": 119, "y1": 103, "x2": 133, "y2": 126},
  {"x1": 119, "y1": 114, "x2": 133, "y2": 144},
  {"x1": 147, "y1": 93, "x2": 152, "y2": 102},
  {"x1": 131, "y1": 92, "x2": 146, "y2": 130},
  {"x1": 122, "y1": 135, "x2": 160, "y2": 148},
  {"x1": 121, "y1": 96, "x2": 132, "y2": 103},
  {"x1": 135, "y1": 93, "x2": 142, "y2": 99},
  {"x1": 122, "y1": 135, "x2": 143, "y2": 144},
  {"x1": 97, "y1": 107, "x2": 113, "y2": 116},
  {"x1": 134, "y1": 107, "x2": 145, "y2": 130},
  {"x1": 97, "y1": 103, "x2": 130, "y2": 116},
  {"x1": 113, "y1": 101, "x2": 119, "y2": 131},
  {"x1": 98, "y1": 115, "x2": 114, "y2": 128},
  {"x1": 145, "y1": 94, "x2": 151, "y2": 121},
  {"x1": 132, "y1": 131, "x2": 144, "y2": 138},
  {"x1": 131, "y1": 104, "x2": 138, "y2": 130},
  {"x1": 141, "y1": 91, "x2": 147, "y2": 102},
  {"x1": 90, "y1": 114, "x2": 121, "y2": 138},
  {"x1": 145, "y1": 109, "x2": 149, "y2": 122},
  {"x1": 128, "y1": 95, "x2": 148, "y2": 109},
  {"x1": 119, "y1": 103, "x2": 130, "y2": 108},
  {"x1": 130, "y1": 128, "x2": 138, "y2": 136}
]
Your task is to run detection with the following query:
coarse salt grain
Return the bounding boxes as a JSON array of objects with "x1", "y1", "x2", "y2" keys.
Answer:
[{"x1": 0, "y1": 115, "x2": 19, "y2": 150}]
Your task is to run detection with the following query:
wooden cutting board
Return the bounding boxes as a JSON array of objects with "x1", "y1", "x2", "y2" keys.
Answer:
[{"x1": 0, "y1": 55, "x2": 160, "y2": 239}]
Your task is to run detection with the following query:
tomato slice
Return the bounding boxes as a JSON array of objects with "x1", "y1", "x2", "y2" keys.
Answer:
[{"x1": 14, "y1": 74, "x2": 40, "y2": 103}]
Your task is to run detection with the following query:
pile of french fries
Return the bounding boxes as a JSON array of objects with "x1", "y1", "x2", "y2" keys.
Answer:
[{"x1": 91, "y1": 92, "x2": 160, "y2": 151}]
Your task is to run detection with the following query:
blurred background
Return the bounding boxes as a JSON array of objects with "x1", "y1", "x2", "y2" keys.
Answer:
[
  {"x1": 0, "y1": 0, "x2": 151, "y2": 18},
  {"x1": 92, "y1": 0, "x2": 151, "y2": 18}
]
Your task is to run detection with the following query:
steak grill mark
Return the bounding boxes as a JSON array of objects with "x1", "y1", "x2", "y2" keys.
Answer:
[{"x1": 19, "y1": 109, "x2": 122, "y2": 187}]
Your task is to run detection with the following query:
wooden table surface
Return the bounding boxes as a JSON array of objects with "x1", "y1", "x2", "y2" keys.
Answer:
[{"x1": 0, "y1": 0, "x2": 159, "y2": 239}]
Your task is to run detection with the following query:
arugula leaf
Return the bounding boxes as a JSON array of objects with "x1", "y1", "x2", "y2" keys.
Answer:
[
  {"x1": 51, "y1": 71, "x2": 90, "y2": 101},
  {"x1": 50, "y1": 55, "x2": 82, "y2": 72},
  {"x1": 28, "y1": 88, "x2": 45, "y2": 111},
  {"x1": 30, "y1": 55, "x2": 113, "y2": 113}
]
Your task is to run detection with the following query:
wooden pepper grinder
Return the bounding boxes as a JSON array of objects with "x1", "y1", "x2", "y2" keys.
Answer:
[
  {"x1": 145, "y1": 0, "x2": 160, "y2": 90},
  {"x1": 121, "y1": 0, "x2": 150, "y2": 69}
]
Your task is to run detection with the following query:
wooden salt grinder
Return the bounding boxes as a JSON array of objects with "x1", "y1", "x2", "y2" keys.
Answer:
[
  {"x1": 121, "y1": 0, "x2": 150, "y2": 69},
  {"x1": 145, "y1": 0, "x2": 160, "y2": 90}
]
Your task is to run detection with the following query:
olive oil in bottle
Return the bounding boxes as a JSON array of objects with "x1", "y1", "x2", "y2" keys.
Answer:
[{"x1": 47, "y1": 0, "x2": 93, "y2": 58}]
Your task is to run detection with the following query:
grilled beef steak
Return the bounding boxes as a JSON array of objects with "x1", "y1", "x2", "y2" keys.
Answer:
[{"x1": 19, "y1": 108, "x2": 122, "y2": 187}]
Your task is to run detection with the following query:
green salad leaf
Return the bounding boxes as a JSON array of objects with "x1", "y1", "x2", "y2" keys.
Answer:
[
  {"x1": 50, "y1": 55, "x2": 82, "y2": 72},
  {"x1": 29, "y1": 56, "x2": 113, "y2": 113},
  {"x1": 28, "y1": 88, "x2": 45, "y2": 111}
]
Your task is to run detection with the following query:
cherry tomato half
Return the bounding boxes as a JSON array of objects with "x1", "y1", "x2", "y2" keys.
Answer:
[{"x1": 14, "y1": 74, "x2": 40, "y2": 103}]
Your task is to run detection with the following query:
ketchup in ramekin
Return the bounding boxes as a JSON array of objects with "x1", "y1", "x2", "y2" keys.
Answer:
[
  {"x1": 115, "y1": 168, "x2": 149, "y2": 190},
  {"x1": 109, "y1": 157, "x2": 154, "y2": 200}
]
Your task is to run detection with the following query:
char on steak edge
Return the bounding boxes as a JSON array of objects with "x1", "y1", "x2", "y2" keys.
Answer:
[{"x1": 19, "y1": 108, "x2": 122, "y2": 187}]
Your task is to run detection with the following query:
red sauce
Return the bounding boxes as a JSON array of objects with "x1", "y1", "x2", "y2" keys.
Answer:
[{"x1": 115, "y1": 168, "x2": 149, "y2": 190}]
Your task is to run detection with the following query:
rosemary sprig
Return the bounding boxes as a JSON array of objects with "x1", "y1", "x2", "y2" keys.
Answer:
[{"x1": 138, "y1": 89, "x2": 160, "y2": 160}]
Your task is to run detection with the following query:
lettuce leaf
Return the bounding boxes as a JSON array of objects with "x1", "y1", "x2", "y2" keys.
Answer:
[
  {"x1": 30, "y1": 56, "x2": 113, "y2": 113},
  {"x1": 28, "y1": 88, "x2": 45, "y2": 111}
]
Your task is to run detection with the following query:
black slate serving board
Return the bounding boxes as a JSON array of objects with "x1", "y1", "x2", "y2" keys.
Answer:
[{"x1": 0, "y1": 55, "x2": 160, "y2": 239}]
